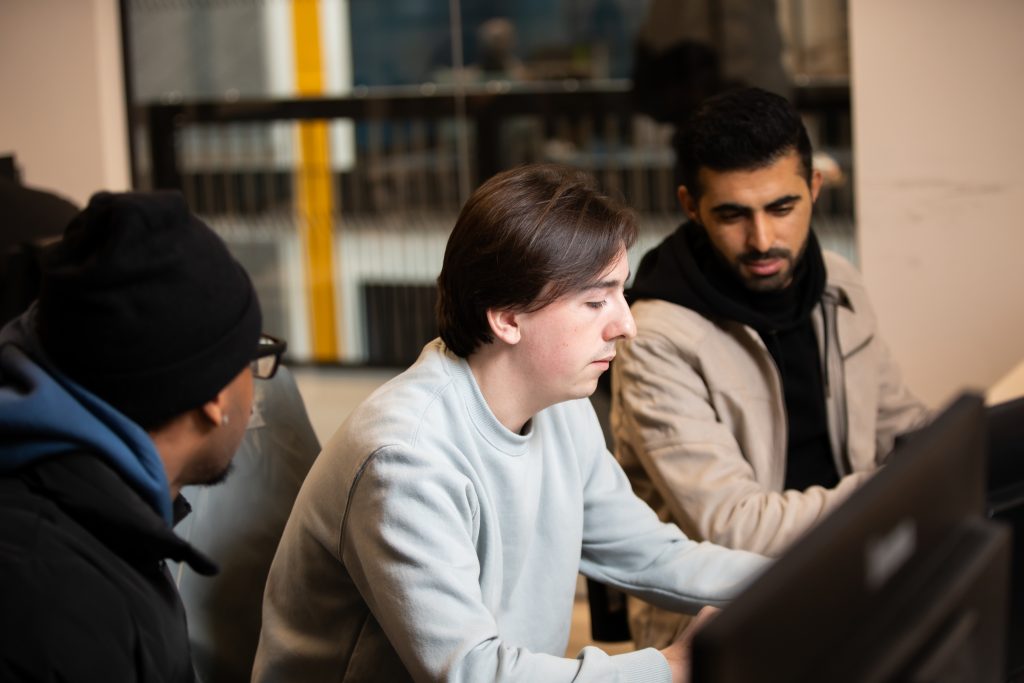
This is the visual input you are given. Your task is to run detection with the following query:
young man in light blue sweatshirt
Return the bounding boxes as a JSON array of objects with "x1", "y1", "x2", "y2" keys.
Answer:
[{"x1": 254, "y1": 164, "x2": 768, "y2": 683}]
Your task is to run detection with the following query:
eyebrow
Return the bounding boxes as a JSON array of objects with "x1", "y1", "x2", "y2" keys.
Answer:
[
  {"x1": 765, "y1": 194, "x2": 802, "y2": 210},
  {"x1": 710, "y1": 194, "x2": 803, "y2": 215},
  {"x1": 583, "y1": 272, "x2": 631, "y2": 291}
]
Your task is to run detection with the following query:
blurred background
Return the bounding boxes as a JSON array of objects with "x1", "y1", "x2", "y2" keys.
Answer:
[
  {"x1": 3, "y1": 0, "x2": 1023, "y2": 407},
  {"x1": 123, "y1": 0, "x2": 856, "y2": 369}
]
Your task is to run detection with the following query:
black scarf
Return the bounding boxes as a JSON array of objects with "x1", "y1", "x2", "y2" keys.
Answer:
[{"x1": 630, "y1": 222, "x2": 839, "y2": 491}]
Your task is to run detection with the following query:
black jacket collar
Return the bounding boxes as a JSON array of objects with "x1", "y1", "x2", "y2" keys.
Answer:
[{"x1": 14, "y1": 452, "x2": 217, "y2": 575}]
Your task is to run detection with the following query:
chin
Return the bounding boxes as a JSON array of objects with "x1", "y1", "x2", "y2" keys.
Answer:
[
  {"x1": 575, "y1": 379, "x2": 601, "y2": 400},
  {"x1": 743, "y1": 274, "x2": 790, "y2": 292},
  {"x1": 194, "y1": 461, "x2": 235, "y2": 488}
]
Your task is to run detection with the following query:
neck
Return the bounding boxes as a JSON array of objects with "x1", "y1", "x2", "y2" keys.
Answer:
[
  {"x1": 148, "y1": 418, "x2": 194, "y2": 500},
  {"x1": 466, "y1": 345, "x2": 542, "y2": 434}
]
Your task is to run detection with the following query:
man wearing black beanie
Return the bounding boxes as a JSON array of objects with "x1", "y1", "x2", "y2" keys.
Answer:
[{"x1": 0, "y1": 191, "x2": 284, "y2": 681}]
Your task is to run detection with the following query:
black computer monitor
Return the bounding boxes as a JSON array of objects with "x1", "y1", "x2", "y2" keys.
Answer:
[
  {"x1": 987, "y1": 396, "x2": 1024, "y2": 679},
  {"x1": 691, "y1": 393, "x2": 1012, "y2": 683}
]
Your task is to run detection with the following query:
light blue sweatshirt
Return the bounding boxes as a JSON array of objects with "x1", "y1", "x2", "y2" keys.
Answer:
[{"x1": 254, "y1": 340, "x2": 767, "y2": 682}]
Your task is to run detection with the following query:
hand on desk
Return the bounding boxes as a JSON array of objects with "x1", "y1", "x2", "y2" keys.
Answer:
[{"x1": 659, "y1": 605, "x2": 719, "y2": 683}]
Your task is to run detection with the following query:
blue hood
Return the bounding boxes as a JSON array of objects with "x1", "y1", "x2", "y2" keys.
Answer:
[{"x1": 0, "y1": 308, "x2": 173, "y2": 523}]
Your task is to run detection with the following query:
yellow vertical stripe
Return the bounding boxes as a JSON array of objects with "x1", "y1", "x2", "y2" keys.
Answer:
[{"x1": 292, "y1": 0, "x2": 340, "y2": 360}]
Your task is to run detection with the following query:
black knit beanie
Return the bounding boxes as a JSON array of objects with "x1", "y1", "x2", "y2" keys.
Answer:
[{"x1": 36, "y1": 191, "x2": 261, "y2": 429}]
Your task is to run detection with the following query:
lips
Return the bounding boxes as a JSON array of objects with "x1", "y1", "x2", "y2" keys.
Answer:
[{"x1": 744, "y1": 259, "x2": 783, "y2": 277}]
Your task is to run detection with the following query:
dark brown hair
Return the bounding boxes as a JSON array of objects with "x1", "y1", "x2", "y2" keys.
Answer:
[{"x1": 437, "y1": 164, "x2": 637, "y2": 358}]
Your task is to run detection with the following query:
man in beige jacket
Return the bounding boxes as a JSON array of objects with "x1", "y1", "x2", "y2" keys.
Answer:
[{"x1": 611, "y1": 87, "x2": 930, "y2": 648}]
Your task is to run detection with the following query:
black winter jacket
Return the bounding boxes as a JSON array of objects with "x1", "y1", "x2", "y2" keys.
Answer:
[
  {"x1": 0, "y1": 453, "x2": 216, "y2": 681},
  {"x1": 0, "y1": 312, "x2": 215, "y2": 681}
]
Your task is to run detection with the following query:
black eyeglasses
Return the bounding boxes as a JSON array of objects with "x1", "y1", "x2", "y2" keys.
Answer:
[{"x1": 252, "y1": 334, "x2": 287, "y2": 380}]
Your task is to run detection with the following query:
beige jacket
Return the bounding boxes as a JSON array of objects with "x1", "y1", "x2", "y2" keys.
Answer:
[
  {"x1": 611, "y1": 252, "x2": 929, "y2": 646},
  {"x1": 613, "y1": 251, "x2": 929, "y2": 555}
]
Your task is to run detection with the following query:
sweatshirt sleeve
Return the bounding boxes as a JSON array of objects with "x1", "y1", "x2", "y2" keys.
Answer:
[
  {"x1": 341, "y1": 445, "x2": 674, "y2": 683},
  {"x1": 613, "y1": 326, "x2": 869, "y2": 557},
  {"x1": 572, "y1": 402, "x2": 768, "y2": 611}
]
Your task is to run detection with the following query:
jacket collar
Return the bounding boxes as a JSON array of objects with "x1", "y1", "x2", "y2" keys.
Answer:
[{"x1": 16, "y1": 452, "x2": 217, "y2": 575}]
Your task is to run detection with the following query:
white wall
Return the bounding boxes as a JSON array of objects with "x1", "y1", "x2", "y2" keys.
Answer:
[
  {"x1": 0, "y1": 0, "x2": 129, "y2": 206},
  {"x1": 850, "y1": 0, "x2": 1024, "y2": 406}
]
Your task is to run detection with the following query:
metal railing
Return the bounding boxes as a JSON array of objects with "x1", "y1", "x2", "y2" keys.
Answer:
[{"x1": 136, "y1": 80, "x2": 853, "y2": 365}]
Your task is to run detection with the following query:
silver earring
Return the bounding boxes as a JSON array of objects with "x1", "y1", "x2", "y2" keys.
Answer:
[{"x1": 221, "y1": 414, "x2": 230, "y2": 426}]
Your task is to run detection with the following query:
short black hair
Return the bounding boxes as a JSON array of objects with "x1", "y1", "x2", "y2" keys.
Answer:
[
  {"x1": 437, "y1": 164, "x2": 637, "y2": 358},
  {"x1": 674, "y1": 87, "x2": 813, "y2": 201}
]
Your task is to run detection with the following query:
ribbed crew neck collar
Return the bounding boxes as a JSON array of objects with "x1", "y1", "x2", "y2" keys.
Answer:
[{"x1": 445, "y1": 348, "x2": 532, "y2": 456}]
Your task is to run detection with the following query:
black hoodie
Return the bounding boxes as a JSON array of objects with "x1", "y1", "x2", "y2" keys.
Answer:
[{"x1": 629, "y1": 222, "x2": 839, "y2": 491}]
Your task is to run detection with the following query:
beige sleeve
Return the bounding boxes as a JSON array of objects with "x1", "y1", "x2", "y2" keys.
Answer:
[
  {"x1": 871, "y1": 334, "x2": 932, "y2": 461},
  {"x1": 613, "y1": 328, "x2": 870, "y2": 558}
]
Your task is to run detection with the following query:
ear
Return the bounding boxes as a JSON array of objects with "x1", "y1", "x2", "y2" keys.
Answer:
[
  {"x1": 677, "y1": 185, "x2": 699, "y2": 222},
  {"x1": 199, "y1": 387, "x2": 229, "y2": 427},
  {"x1": 486, "y1": 307, "x2": 522, "y2": 346},
  {"x1": 810, "y1": 169, "x2": 824, "y2": 203}
]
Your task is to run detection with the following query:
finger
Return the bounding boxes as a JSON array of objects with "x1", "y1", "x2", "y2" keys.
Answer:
[{"x1": 682, "y1": 605, "x2": 720, "y2": 642}]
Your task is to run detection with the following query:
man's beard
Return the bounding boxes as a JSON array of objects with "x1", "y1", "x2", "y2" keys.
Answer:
[
  {"x1": 735, "y1": 245, "x2": 799, "y2": 292},
  {"x1": 696, "y1": 223, "x2": 809, "y2": 293},
  {"x1": 201, "y1": 461, "x2": 234, "y2": 487},
  {"x1": 182, "y1": 459, "x2": 235, "y2": 490}
]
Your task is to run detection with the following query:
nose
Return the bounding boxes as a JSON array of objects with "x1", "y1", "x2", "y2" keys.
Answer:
[
  {"x1": 747, "y1": 212, "x2": 775, "y2": 254},
  {"x1": 605, "y1": 296, "x2": 636, "y2": 341}
]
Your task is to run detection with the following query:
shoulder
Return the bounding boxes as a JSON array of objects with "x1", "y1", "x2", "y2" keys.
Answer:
[
  {"x1": 629, "y1": 298, "x2": 718, "y2": 351},
  {"x1": 823, "y1": 250, "x2": 868, "y2": 293},
  {"x1": 307, "y1": 343, "x2": 478, "y2": 505},
  {"x1": 624, "y1": 299, "x2": 752, "y2": 376},
  {"x1": 822, "y1": 250, "x2": 877, "y2": 318},
  {"x1": 331, "y1": 341, "x2": 462, "y2": 454}
]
